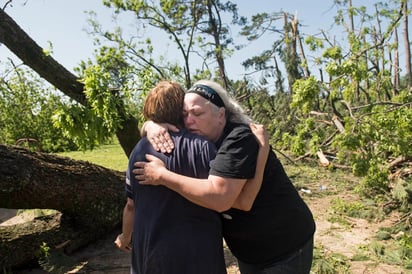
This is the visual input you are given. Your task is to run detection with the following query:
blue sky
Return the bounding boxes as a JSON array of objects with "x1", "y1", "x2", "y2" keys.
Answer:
[{"x1": 1, "y1": 0, "x2": 379, "y2": 81}]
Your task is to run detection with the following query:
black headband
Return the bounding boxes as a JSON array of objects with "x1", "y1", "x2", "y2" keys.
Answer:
[{"x1": 186, "y1": 84, "x2": 225, "y2": 108}]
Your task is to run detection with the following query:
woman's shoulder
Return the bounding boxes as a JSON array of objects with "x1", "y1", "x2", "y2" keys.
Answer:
[{"x1": 225, "y1": 122, "x2": 253, "y2": 137}]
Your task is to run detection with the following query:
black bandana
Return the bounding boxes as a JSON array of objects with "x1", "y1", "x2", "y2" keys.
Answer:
[{"x1": 186, "y1": 84, "x2": 225, "y2": 108}]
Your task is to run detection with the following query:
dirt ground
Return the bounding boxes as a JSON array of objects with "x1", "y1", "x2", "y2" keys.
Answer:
[
  {"x1": 0, "y1": 185, "x2": 407, "y2": 274},
  {"x1": 307, "y1": 193, "x2": 405, "y2": 274}
]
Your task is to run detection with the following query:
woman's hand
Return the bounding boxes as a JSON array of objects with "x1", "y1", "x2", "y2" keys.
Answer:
[
  {"x1": 133, "y1": 154, "x2": 166, "y2": 185},
  {"x1": 142, "y1": 121, "x2": 178, "y2": 153},
  {"x1": 250, "y1": 123, "x2": 269, "y2": 152}
]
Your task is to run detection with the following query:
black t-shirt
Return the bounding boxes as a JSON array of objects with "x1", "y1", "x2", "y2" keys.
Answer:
[
  {"x1": 210, "y1": 122, "x2": 316, "y2": 266},
  {"x1": 127, "y1": 129, "x2": 226, "y2": 274}
]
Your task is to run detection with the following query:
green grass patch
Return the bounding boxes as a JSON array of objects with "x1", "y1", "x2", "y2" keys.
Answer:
[{"x1": 57, "y1": 143, "x2": 128, "y2": 172}]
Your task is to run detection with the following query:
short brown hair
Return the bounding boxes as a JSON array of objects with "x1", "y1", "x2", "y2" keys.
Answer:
[{"x1": 143, "y1": 80, "x2": 185, "y2": 127}]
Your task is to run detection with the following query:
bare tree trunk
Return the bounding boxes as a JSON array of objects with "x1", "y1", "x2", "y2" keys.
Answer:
[
  {"x1": 273, "y1": 55, "x2": 285, "y2": 93},
  {"x1": 393, "y1": 28, "x2": 400, "y2": 95},
  {"x1": 402, "y1": 0, "x2": 412, "y2": 88},
  {"x1": 361, "y1": 35, "x2": 368, "y2": 99},
  {"x1": 283, "y1": 13, "x2": 301, "y2": 93},
  {"x1": 206, "y1": 0, "x2": 229, "y2": 89},
  {"x1": 0, "y1": 145, "x2": 125, "y2": 269},
  {"x1": 373, "y1": 5, "x2": 385, "y2": 101},
  {"x1": 349, "y1": 0, "x2": 354, "y2": 33},
  {"x1": 0, "y1": 8, "x2": 140, "y2": 157},
  {"x1": 295, "y1": 13, "x2": 310, "y2": 78}
]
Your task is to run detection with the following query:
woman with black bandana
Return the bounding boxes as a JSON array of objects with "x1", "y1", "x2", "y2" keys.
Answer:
[{"x1": 135, "y1": 80, "x2": 315, "y2": 274}]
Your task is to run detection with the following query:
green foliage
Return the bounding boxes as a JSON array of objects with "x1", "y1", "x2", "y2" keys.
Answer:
[
  {"x1": 52, "y1": 103, "x2": 111, "y2": 151},
  {"x1": 38, "y1": 242, "x2": 82, "y2": 273},
  {"x1": 287, "y1": 118, "x2": 316, "y2": 155},
  {"x1": 304, "y1": 35, "x2": 324, "y2": 51},
  {"x1": 354, "y1": 159, "x2": 389, "y2": 196},
  {"x1": 291, "y1": 76, "x2": 320, "y2": 114},
  {"x1": 57, "y1": 41, "x2": 164, "y2": 150},
  {"x1": 0, "y1": 66, "x2": 77, "y2": 152},
  {"x1": 231, "y1": 80, "x2": 298, "y2": 144},
  {"x1": 333, "y1": 92, "x2": 412, "y2": 197},
  {"x1": 312, "y1": 245, "x2": 350, "y2": 274},
  {"x1": 369, "y1": 211, "x2": 412, "y2": 269},
  {"x1": 327, "y1": 196, "x2": 369, "y2": 227},
  {"x1": 330, "y1": 197, "x2": 365, "y2": 218},
  {"x1": 326, "y1": 192, "x2": 388, "y2": 229},
  {"x1": 391, "y1": 178, "x2": 412, "y2": 212},
  {"x1": 322, "y1": 46, "x2": 343, "y2": 60},
  {"x1": 279, "y1": 0, "x2": 412, "y2": 210},
  {"x1": 82, "y1": 65, "x2": 124, "y2": 132},
  {"x1": 369, "y1": 234, "x2": 412, "y2": 269},
  {"x1": 38, "y1": 242, "x2": 50, "y2": 258}
]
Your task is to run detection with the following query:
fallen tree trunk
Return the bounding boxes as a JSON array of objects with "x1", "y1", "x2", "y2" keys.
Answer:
[{"x1": 0, "y1": 145, "x2": 126, "y2": 269}]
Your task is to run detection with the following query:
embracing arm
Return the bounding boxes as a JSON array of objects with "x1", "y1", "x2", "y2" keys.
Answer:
[
  {"x1": 135, "y1": 123, "x2": 269, "y2": 212},
  {"x1": 231, "y1": 124, "x2": 270, "y2": 211},
  {"x1": 135, "y1": 157, "x2": 247, "y2": 212}
]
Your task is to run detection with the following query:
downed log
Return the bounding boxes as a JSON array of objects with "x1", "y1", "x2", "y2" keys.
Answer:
[
  {"x1": 0, "y1": 145, "x2": 126, "y2": 269},
  {"x1": 0, "y1": 213, "x2": 66, "y2": 268},
  {"x1": 332, "y1": 115, "x2": 345, "y2": 133},
  {"x1": 316, "y1": 150, "x2": 330, "y2": 167}
]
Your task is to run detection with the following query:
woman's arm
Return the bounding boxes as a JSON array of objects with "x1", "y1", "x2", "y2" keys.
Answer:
[
  {"x1": 231, "y1": 124, "x2": 269, "y2": 211},
  {"x1": 135, "y1": 155, "x2": 247, "y2": 212},
  {"x1": 134, "y1": 124, "x2": 269, "y2": 212}
]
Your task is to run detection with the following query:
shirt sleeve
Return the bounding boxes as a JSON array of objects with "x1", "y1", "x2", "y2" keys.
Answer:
[
  {"x1": 126, "y1": 138, "x2": 151, "y2": 200},
  {"x1": 209, "y1": 125, "x2": 258, "y2": 179},
  {"x1": 125, "y1": 168, "x2": 133, "y2": 199}
]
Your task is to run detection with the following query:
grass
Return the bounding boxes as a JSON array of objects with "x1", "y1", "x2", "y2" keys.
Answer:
[{"x1": 57, "y1": 143, "x2": 128, "y2": 172}]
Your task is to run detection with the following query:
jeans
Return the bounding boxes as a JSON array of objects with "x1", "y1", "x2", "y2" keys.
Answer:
[{"x1": 237, "y1": 236, "x2": 314, "y2": 274}]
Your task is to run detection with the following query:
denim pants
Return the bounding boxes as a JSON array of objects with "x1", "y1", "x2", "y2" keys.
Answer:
[{"x1": 237, "y1": 236, "x2": 314, "y2": 274}]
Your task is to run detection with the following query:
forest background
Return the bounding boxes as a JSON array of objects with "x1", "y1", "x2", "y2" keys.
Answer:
[{"x1": 1, "y1": 0, "x2": 412, "y2": 273}]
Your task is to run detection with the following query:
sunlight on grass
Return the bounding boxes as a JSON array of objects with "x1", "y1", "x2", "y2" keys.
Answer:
[{"x1": 58, "y1": 143, "x2": 128, "y2": 172}]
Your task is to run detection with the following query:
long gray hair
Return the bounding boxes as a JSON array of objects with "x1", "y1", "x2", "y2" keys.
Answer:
[{"x1": 191, "y1": 80, "x2": 252, "y2": 124}]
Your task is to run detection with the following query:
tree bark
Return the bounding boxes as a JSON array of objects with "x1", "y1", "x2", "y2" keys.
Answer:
[
  {"x1": 0, "y1": 8, "x2": 140, "y2": 157},
  {"x1": 402, "y1": 0, "x2": 412, "y2": 88},
  {"x1": 0, "y1": 145, "x2": 126, "y2": 269},
  {"x1": 393, "y1": 28, "x2": 400, "y2": 95},
  {"x1": 1, "y1": 213, "x2": 65, "y2": 268},
  {"x1": 206, "y1": 0, "x2": 229, "y2": 90}
]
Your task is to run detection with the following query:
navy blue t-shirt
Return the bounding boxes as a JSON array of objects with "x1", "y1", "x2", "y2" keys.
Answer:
[
  {"x1": 126, "y1": 129, "x2": 226, "y2": 274},
  {"x1": 210, "y1": 122, "x2": 316, "y2": 266}
]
